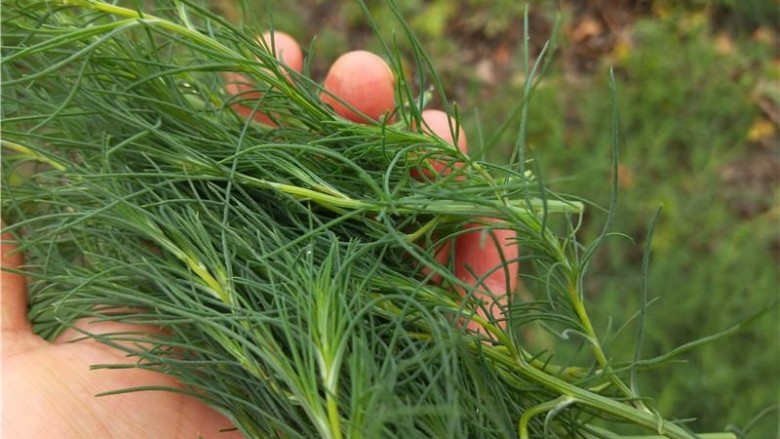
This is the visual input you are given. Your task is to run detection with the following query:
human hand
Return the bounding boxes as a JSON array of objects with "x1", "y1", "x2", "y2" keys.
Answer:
[
  {"x1": 1, "y1": 232, "x2": 245, "y2": 438},
  {"x1": 1, "y1": 31, "x2": 518, "y2": 439}
]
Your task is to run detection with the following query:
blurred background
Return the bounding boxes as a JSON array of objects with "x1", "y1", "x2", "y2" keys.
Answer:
[{"x1": 215, "y1": 0, "x2": 779, "y2": 436}]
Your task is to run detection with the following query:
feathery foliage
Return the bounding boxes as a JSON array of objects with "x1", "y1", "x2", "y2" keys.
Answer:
[{"x1": 1, "y1": 1, "x2": 750, "y2": 438}]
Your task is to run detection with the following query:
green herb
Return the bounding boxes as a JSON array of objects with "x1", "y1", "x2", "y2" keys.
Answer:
[{"x1": 0, "y1": 1, "x2": 742, "y2": 438}]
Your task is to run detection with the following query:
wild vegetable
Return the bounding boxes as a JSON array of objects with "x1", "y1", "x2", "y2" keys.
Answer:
[{"x1": 1, "y1": 1, "x2": 743, "y2": 438}]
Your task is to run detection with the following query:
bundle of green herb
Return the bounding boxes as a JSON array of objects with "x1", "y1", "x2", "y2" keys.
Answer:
[{"x1": 0, "y1": 1, "x2": 740, "y2": 438}]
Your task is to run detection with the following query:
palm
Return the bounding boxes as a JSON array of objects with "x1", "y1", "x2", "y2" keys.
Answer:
[{"x1": 2, "y1": 242, "x2": 241, "y2": 439}]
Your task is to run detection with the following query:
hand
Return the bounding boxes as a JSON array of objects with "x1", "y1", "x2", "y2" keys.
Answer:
[
  {"x1": 1, "y1": 32, "x2": 517, "y2": 439},
  {"x1": 1, "y1": 233, "x2": 244, "y2": 438}
]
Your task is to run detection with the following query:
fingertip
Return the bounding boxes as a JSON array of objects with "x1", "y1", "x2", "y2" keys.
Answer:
[
  {"x1": 420, "y1": 109, "x2": 468, "y2": 153},
  {"x1": 321, "y1": 50, "x2": 396, "y2": 124},
  {"x1": 224, "y1": 31, "x2": 303, "y2": 127},
  {"x1": 260, "y1": 31, "x2": 303, "y2": 74},
  {"x1": 411, "y1": 110, "x2": 468, "y2": 179}
]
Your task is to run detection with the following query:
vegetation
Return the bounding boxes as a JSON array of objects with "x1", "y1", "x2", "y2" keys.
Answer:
[
  {"x1": 3, "y1": 0, "x2": 777, "y2": 438},
  {"x1": 219, "y1": 0, "x2": 780, "y2": 436}
]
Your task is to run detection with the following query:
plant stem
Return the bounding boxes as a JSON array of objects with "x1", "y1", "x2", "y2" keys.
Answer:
[
  {"x1": 567, "y1": 277, "x2": 650, "y2": 412},
  {"x1": 476, "y1": 344, "x2": 699, "y2": 439},
  {"x1": 1, "y1": 139, "x2": 67, "y2": 171},
  {"x1": 583, "y1": 424, "x2": 737, "y2": 439},
  {"x1": 518, "y1": 396, "x2": 573, "y2": 439}
]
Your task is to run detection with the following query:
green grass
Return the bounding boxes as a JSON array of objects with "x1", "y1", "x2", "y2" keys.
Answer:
[{"x1": 196, "y1": 1, "x2": 780, "y2": 436}]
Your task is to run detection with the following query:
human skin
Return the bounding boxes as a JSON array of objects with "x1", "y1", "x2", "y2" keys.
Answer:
[
  {"x1": 1, "y1": 233, "x2": 245, "y2": 438},
  {"x1": 1, "y1": 33, "x2": 515, "y2": 438}
]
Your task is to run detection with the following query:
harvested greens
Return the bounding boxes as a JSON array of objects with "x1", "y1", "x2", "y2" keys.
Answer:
[{"x1": 1, "y1": 1, "x2": 740, "y2": 438}]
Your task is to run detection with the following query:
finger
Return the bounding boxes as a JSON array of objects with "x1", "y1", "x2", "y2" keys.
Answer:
[
  {"x1": 1, "y1": 230, "x2": 31, "y2": 333},
  {"x1": 225, "y1": 31, "x2": 303, "y2": 126},
  {"x1": 321, "y1": 50, "x2": 395, "y2": 123},
  {"x1": 454, "y1": 220, "x2": 518, "y2": 332},
  {"x1": 414, "y1": 112, "x2": 518, "y2": 330},
  {"x1": 412, "y1": 110, "x2": 468, "y2": 282},
  {"x1": 413, "y1": 111, "x2": 518, "y2": 331},
  {"x1": 260, "y1": 30, "x2": 303, "y2": 74},
  {"x1": 418, "y1": 109, "x2": 468, "y2": 152},
  {"x1": 411, "y1": 109, "x2": 468, "y2": 180},
  {"x1": 224, "y1": 71, "x2": 264, "y2": 120}
]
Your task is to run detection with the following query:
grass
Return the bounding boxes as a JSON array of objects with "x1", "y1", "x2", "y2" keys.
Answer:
[
  {"x1": 4, "y1": 0, "x2": 777, "y2": 436},
  {"x1": 238, "y1": 0, "x2": 779, "y2": 437}
]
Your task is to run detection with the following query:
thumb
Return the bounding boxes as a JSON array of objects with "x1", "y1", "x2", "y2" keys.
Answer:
[{"x1": 1, "y1": 228, "x2": 31, "y2": 333}]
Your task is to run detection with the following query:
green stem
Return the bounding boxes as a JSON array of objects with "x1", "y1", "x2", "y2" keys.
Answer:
[
  {"x1": 326, "y1": 391, "x2": 343, "y2": 439},
  {"x1": 567, "y1": 277, "x2": 650, "y2": 412},
  {"x1": 232, "y1": 171, "x2": 583, "y2": 217},
  {"x1": 617, "y1": 436, "x2": 736, "y2": 439},
  {"x1": 2, "y1": 139, "x2": 67, "y2": 171},
  {"x1": 519, "y1": 200, "x2": 647, "y2": 411},
  {"x1": 383, "y1": 289, "x2": 680, "y2": 435},
  {"x1": 475, "y1": 344, "x2": 699, "y2": 439},
  {"x1": 57, "y1": 0, "x2": 326, "y2": 118},
  {"x1": 583, "y1": 424, "x2": 737, "y2": 439},
  {"x1": 518, "y1": 396, "x2": 573, "y2": 439}
]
